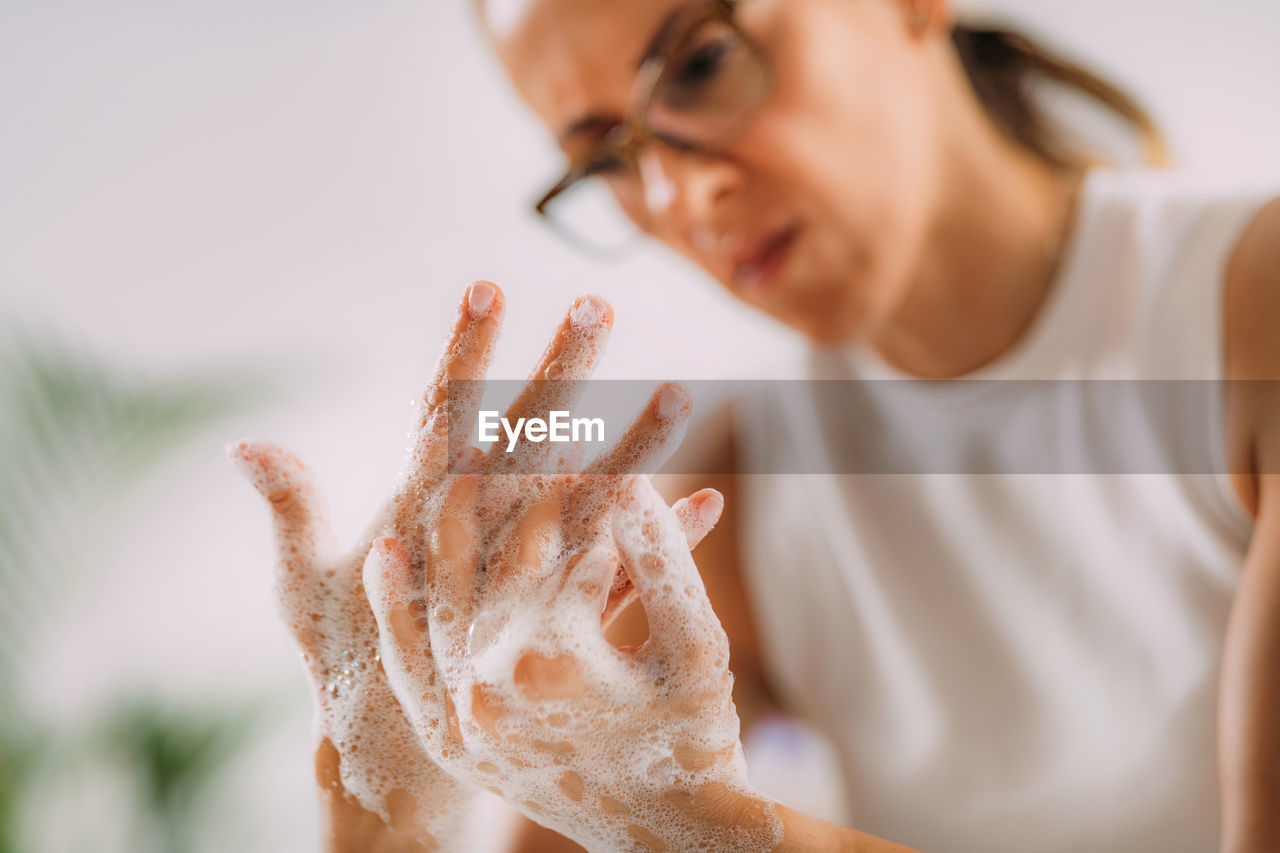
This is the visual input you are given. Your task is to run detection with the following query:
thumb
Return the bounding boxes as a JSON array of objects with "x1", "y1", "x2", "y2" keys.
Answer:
[
  {"x1": 363, "y1": 537, "x2": 433, "y2": 692},
  {"x1": 611, "y1": 477, "x2": 728, "y2": 669},
  {"x1": 226, "y1": 438, "x2": 339, "y2": 568},
  {"x1": 672, "y1": 488, "x2": 725, "y2": 550},
  {"x1": 601, "y1": 487, "x2": 724, "y2": 629}
]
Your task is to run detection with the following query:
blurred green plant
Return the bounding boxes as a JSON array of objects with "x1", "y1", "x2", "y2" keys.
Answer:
[
  {"x1": 96, "y1": 699, "x2": 269, "y2": 853},
  {"x1": 0, "y1": 327, "x2": 279, "y2": 853}
]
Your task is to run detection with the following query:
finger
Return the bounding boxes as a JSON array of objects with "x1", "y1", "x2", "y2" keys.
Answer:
[
  {"x1": 483, "y1": 295, "x2": 613, "y2": 476},
  {"x1": 611, "y1": 477, "x2": 728, "y2": 668},
  {"x1": 226, "y1": 439, "x2": 339, "y2": 572},
  {"x1": 363, "y1": 538, "x2": 439, "y2": 714},
  {"x1": 554, "y1": 439, "x2": 586, "y2": 476},
  {"x1": 362, "y1": 537, "x2": 429, "y2": 652},
  {"x1": 459, "y1": 445, "x2": 486, "y2": 473},
  {"x1": 600, "y1": 488, "x2": 723, "y2": 629},
  {"x1": 406, "y1": 282, "x2": 505, "y2": 493},
  {"x1": 484, "y1": 478, "x2": 564, "y2": 593},
  {"x1": 569, "y1": 383, "x2": 693, "y2": 538},
  {"x1": 673, "y1": 488, "x2": 725, "y2": 551},
  {"x1": 563, "y1": 541, "x2": 628, "y2": 618},
  {"x1": 599, "y1": 563, "x2": 638, "y2": 630},
  {"x1": 427, "y1": 474, "x2": 482, "y2": 659}
]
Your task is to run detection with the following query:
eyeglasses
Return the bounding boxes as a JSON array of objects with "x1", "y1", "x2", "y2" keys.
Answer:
[{"x1": 533, "y1": 0, "x2": 773, "y2": 256}]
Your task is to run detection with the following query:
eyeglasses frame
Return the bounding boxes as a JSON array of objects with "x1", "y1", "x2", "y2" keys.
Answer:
[{"x1": 531, "y1": 0, "x2": 772, "y2": 254}]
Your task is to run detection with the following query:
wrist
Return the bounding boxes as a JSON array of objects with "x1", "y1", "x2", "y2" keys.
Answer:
[
  {"x1": 315, "y1": 739, "x2": 489, "y2": 853},
  {"x1": 672, "y1": 783, "x2": 780, "y2": 836},
  {"x1": 770, "y1": 803, "x2": 922, "y2": 853},
  {"x1": 608, "y1": 783, "x2": 784, "y2": 851}
]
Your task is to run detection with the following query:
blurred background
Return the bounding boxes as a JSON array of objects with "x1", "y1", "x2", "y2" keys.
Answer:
[{"x1": 1, "y1": 1, "x2": 1278, "y2": 850}]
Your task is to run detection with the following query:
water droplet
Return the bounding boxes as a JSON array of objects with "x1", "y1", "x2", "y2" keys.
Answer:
[{"x1": 431, "y1": 408, "x2": 450, "y2": 435}]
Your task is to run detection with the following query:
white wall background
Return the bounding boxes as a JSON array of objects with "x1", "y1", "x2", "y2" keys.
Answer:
[{"x1": 1, "y1": 0, "x2": 1278, "y2": 848}]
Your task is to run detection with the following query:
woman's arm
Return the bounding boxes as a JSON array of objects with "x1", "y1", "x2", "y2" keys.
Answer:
[{"x1": 1218, "y1": 197, "x2": 1280, "y2": 853}]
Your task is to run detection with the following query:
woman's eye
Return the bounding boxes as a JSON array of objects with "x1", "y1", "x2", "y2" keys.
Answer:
[
  {"x1": 670, "y1": 36, "x2": 732, "y2": 92},
  {"x1": 671, "y1": 37, "x2": 730, "y2": 90},
  {"x1": 655, "y1": 26, "x2": 745, "y2": 112},
  {"x1": 584, "y1": 153, "x2": 629, "y2": 177}
]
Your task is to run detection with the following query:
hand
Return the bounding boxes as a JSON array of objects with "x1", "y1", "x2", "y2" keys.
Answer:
[
  {"x1": 227, "y1": 283, "x2": 513, "y2": 849},
  {"x1": 366, "y1": 473, "x2": 784, "y2": 852},
  {"x1": 229, "y1": 283, "x2": 704, "y2": 850},
  {"x1": 227, "y1": 435, "x2": 486, "y2": 850}
]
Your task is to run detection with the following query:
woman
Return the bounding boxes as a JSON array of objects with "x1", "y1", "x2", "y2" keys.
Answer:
[{"x1": 231, "y1": 0, "x2": 1280, "y2": 850}]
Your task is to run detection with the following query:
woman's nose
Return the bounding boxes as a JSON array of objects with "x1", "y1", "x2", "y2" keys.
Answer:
[{"x1": 636, "y1": 146, "x2": 742, "y2": 227}]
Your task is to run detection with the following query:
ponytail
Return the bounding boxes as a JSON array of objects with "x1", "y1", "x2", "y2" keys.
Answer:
[{"x1": 950, "y1": 24, "x2": 1168, "y2": 169}]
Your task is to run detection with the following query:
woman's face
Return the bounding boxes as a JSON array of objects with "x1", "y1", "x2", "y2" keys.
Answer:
[{"x1": 489, "y1": 0, "x2": 949, "y2": 343}]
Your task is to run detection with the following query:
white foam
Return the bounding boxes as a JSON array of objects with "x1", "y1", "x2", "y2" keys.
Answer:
[
  {"x1": 569, "y1": 295, "x2": 607, "y2": 329},
  {"x1": 371, "y1": 478, "x2": 784, "y2": 851},
  {"x1": 482, "y1": 0, "x2": 537, "y2": 41},
  {"x1": 252, "y1": 468, "x2": 489, "y2": 847}
]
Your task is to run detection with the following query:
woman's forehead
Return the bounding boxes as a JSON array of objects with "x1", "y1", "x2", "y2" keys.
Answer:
[{"x1": 490, "y1": 0, "x2": 693, "y2": 139}]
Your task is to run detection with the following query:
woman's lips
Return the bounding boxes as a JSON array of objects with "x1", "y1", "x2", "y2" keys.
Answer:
[{"x1": 730, "y1": 224, "x2": 801, "y2": 296}]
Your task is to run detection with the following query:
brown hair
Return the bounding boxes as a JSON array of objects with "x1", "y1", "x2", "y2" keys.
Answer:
[{"x1": 950, "y1": 24, "x2": 1168, "y2": 169}]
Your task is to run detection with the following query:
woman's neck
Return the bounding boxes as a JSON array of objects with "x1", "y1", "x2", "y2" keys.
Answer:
[{"x1": 868, "y1": 118, "x2": 1083, "y2": 380}]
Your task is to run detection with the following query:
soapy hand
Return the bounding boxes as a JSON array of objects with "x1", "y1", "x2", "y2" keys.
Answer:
[
  {"x1": 227, "y1": 438, "x2": 483, "y2": 851},
  {"x1": 229, "y1": 283, "x2": 707, "y2": 850},
  {"x1": 366, "y1": 473, "x2": 784, "y2": 852}
]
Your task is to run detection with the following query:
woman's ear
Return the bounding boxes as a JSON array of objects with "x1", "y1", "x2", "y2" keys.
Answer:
[{"x1": 894, "y1": 0, "x2": 952, "y2": 39}]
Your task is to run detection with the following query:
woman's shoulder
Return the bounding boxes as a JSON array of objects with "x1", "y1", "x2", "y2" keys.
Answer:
[
  {"x1": 1214, "y1": 192, "x2": 1280, "y2": 516},
  {"x1": 1225, "y1": 193, "x2": 1280, "y2": 352},
  {"x1": 1051, "y1": 168, "x2": 1276, "y2": 378},
  {"x1": 1085, "y1": 165, "x2": 1276, "y2": 198},
  {"x1": 1078, "y1": 166, "x2": 1278, "y2": 240}
]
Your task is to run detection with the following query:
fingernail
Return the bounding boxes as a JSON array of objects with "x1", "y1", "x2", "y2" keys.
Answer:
[
  {"x1": 570, "y1": 295, "x2": 608, "y2": 328},
  {"x1": 657, "y1": 385, "x2": 690, "y2": 420},
  {"x1": 225, "y1": 440, "x2": 257, "y2": 478},
  {"x1": 225, "y1": 442, "x2": 275, "y2": 498},
  {"x1": 696, "y1": 490, "x2": 724, "y2": 521},
  {"x1": 429, "y1": 408, "x2": 450, "y2": 435},
  {"x1": 468, "y1": 282, "x2": 496, "y2": 318}
]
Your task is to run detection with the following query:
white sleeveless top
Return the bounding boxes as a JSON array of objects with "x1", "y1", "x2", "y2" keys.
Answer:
[{"x1": 736, "y1": 168, "x2": 1274, "y2": 853}]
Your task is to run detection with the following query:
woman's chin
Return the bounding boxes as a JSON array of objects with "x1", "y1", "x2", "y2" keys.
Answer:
[{"x1": 761, "y1": 280, "x2": 867, "y2": 345}]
